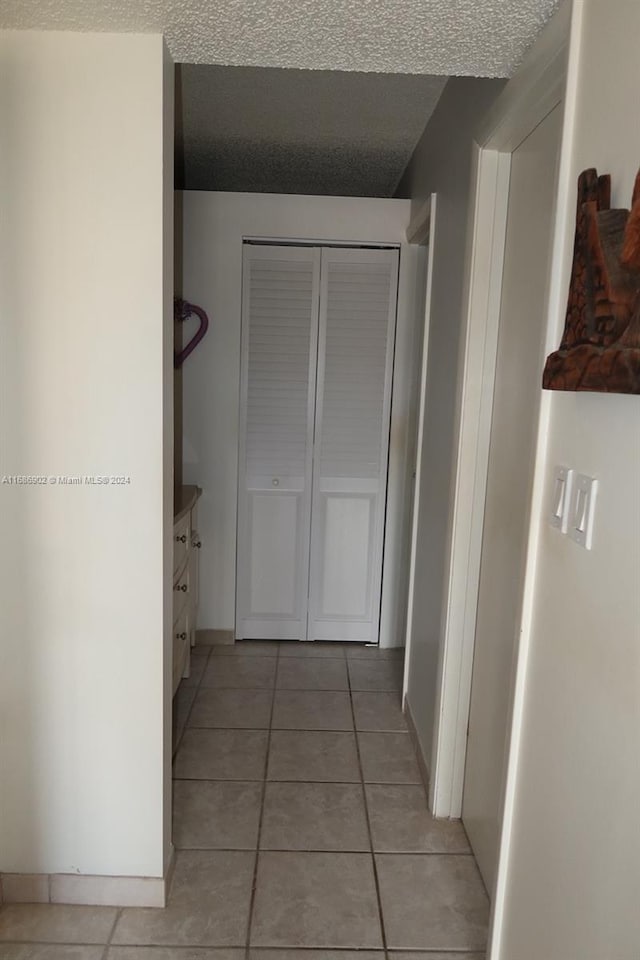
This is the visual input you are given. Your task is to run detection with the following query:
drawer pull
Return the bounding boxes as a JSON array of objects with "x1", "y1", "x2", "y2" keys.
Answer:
[
  {"x1": 176, "y1": 631, "x2": 187, "y2": 641},
  {"x1": 175, "y1": 534, "x2": 187, "y2": 543},
  {"x1": 193, "y1": 539, "x2": 202, "y2": 548},
  {"x1": 174, "y1": 583, "x2": 188, "y2": 593}
]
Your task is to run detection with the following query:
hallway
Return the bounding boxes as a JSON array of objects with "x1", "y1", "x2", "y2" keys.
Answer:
[{"x1": 0, "y1": 641, "x2": 488, "y2": 956}]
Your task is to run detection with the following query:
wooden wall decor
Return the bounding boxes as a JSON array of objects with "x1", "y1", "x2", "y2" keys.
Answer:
[{"x1": 542, "y1": 167, "x2": 640, "y2": 393}]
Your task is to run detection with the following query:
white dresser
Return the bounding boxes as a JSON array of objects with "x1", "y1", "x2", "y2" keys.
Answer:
[{"x1": 173, "y1": 485, "x2": 202, "y2": 696}]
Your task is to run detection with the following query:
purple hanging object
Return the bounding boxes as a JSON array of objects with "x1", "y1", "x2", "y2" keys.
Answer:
[{"x1": 174, "y1": 298, "x2": 209, "y2": 368}]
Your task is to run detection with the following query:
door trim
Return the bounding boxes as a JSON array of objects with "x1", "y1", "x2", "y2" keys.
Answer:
[
  {"x1": 430, "y1": 148, "x2": 510, "y2": 819},
  {"x1": 402, "y1": 193, "x2": 436, "y2": 697}
]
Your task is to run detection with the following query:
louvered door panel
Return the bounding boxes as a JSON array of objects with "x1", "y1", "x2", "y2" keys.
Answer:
[
  {"x1": 308, "y1": 248, "x2": 399, "y2": 642},
  {"x1": 236, "y1": 245, "x2": 320, "y2": 639}
]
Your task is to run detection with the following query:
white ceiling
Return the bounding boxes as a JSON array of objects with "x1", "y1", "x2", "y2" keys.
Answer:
[
  {"x1": 1, "y1": 0, "x2": 559, "y2": 76},
  {"x1": 176, "y1": 66, "x2": 448, "y2": 196}
]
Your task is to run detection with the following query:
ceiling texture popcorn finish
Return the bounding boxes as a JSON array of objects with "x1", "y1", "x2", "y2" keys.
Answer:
[
  {"x1": 176, "y1": 66, "x2": 448, "y2": 196},
  {"x1": 2, "y1": 0, "x2": 560, "y2": 76},
  {"x1": 1, "y1": 0, "x2": 558, "y2": 194}
]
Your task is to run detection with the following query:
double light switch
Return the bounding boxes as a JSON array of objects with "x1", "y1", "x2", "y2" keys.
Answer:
[{"x1": 550, "y1": 466, "x2": 597, "y2": 549}]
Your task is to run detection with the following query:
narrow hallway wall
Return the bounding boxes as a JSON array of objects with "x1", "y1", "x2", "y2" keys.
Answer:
[
  {"x1": 498, "y1": 2, "x2": 640, "y2": 955},
  {"x1": 0, "y1": 31, "x2": 173, "y2": 881},
  {"x1": 395, "y1": 77, "x2": 504, "y2": 775}
]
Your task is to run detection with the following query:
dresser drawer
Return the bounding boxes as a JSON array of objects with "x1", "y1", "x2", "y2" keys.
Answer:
[
  {"x1": 188, "y1": 522, "x2": 201, "y2": 644},
  {"x1": 172, "y1": 554, "x2": 190, "y2": 626},
  {"x1": 173, "y1": 513, "x2": 190, "y2": 578},
  {"x1": 172, "y1": 606, "x2": 190, "y2": 696}
]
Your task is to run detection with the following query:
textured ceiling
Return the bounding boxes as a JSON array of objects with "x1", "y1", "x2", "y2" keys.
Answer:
[
  {"x1": 176, "y1": 66, "x2": 448, "y2": 196},
  {"x1": 1, "y1": 0, "x2": 560, "y2": 76},
  {"x1": 3, "y1": 0, "x2": 559, "y2": 196}
]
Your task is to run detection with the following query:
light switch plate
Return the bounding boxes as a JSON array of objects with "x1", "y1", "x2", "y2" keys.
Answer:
[
  {"x1": 568, "y1": 473, "x2": 598, "y2": 549},
  {"x1": 550, "y1": 466, "x2": 574, "y2": 533}
]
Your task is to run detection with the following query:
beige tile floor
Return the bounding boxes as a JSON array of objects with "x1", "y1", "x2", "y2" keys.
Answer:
[{"x1": 0, "y1": 640, "x2": 489, "y2": 959}]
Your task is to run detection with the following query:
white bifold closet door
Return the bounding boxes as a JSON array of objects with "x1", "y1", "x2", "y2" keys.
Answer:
[
  {"x1": 308, "y1": 248, "x2": 398, "y2": 641},
  {"x1": 236, "y1": 245, "x2": 320, "y2": 640},
  {"x1": 236, "y1": 244, "x2": 399, "y2": 644}
]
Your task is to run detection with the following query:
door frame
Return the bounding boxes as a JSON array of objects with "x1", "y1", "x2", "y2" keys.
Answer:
[
  {"x1": 237, "y1": 235, "x2": 420, "y2": 648},
  {"x1": 236, "y1": 239, "x2": 413, "y2": 647},
  {"x1": 427, "y1": 0, "x2": 577, "y2": 835},
  {"x1": 402, "y1": 194, "x2": 437, "y2": 694}
]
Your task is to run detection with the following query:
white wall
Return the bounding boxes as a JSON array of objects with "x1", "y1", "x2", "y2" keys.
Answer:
[
  {"x1": 395, "y1": 78, "x2": 504, "y2": 774},
  {"x1": 0, "y1": 31, "x2": 173, "y2": 879},
  {"x1": 179, "y1": 192, "x2": 419, "y2": 645},
  {"x1": 496, "y1": 1, "x2": 640, "y2": 956}
]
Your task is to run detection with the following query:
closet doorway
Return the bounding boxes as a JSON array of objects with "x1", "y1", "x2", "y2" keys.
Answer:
[{"x1": 236, "y1": 242, "x2": 399, "y2": 645}]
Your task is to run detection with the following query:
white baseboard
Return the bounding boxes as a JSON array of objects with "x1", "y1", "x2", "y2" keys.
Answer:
[
  {"x1": 52, "y1": 874, "x2": 165, "y2": 907},
  {"x1": 403, "y1": 693, "x2": 431, "y2": 799},
  {"x1": 0, "y1": 852, "x2": 175, "y2": 907}
]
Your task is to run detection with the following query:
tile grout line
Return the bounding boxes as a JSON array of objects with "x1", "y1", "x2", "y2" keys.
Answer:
[
  {"x1": 172, "y1": 777, "x2": 422, "y2": 785},
  {"x1": 0, "y1": 940, "x2": 117, "y2": 952},
  {"x1": 167, "y1": 845, "x2": 473, "y2": 856},
  {"x1": 103, "y1": 905, "x2": 122, "y2": 956},
  {"x1": 174, "y1": 646, "x2": 214, "y2": 758},
  {"x1": 1, "y1": 942, "x2": 476, "y2": 954},
  {"x1": 196, "y1": 686, "x2": 402, "y2": 693},
  {"x1": 0, "y1": 941, "x2": 463, "y2": 953},
  {"x1": 186, "y1": 725, "x2": 408, "y2": 733},
  {"x1": 346, "y1": 657, "x2": 391, "y2": 959},
  {"x1": 163, "y1": 643, "x2": 213, "y2": 937},
  {"x1": 244, "y1": 643, "x2": 280, "y2": 959}
]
